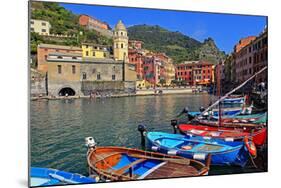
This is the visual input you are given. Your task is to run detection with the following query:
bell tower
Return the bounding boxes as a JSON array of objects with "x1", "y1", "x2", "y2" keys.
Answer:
[{"x1": 113, "y1": 20, "x2": 128, "y2": 62}]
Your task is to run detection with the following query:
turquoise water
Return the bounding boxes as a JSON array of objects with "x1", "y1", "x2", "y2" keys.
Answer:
[{"x1": 30, "y1": 94, "x2": 266, "y2": 177}]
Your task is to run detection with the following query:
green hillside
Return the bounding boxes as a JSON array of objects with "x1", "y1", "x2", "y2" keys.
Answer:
[
  {"x1": 30, "y1": 2, "x2": 112, "y2": 54},
  {"x1": 128, "y1": 25, "x2": 225, "y2": 64}
]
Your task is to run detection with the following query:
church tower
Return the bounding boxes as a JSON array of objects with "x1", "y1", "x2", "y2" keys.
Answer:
[{"x1": 113, "y1": 20, "x2": 128, "y2": 62}]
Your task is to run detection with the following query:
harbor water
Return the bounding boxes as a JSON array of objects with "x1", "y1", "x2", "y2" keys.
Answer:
[{"x1": 30, "y1": 93, "x2": 266, "y2": 177}]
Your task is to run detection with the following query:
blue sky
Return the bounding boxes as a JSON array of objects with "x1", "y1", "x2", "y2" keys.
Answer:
[{"x1": 61, "y1": 3, "x2": 267, "y2": 53}]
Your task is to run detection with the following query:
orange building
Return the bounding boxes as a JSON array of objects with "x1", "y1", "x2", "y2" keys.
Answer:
[
  {"x1": 234, "y1": 36, "x2": 256, "y2": 53},
  {"x1": 79, "y1": 14, "x2": 110, "y2": 30},
  {"x1": 37, "y1": 44, "x2": 82, "y2": 73}
]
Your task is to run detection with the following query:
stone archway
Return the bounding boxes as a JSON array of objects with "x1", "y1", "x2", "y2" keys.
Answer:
[{"x1": 58, "y1": 87, "x2": 76, "y2": 96}]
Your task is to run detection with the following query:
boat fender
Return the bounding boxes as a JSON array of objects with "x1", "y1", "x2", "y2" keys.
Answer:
[
  {"x1": 151, "y1": 146, "x2": 159, "y2": 152},
  {"x1": 244, "y1": 137, "x2": 257, "y2": 158},
  {"x1": 193, "y1": 153, "x2": 206, "y2": 160},
  {"x1": 167, "y1": 150, "x2": 178, "y2": 155},
  {"x1": 85, "y1": 137, "x2": 97, "y2": 149},
  {"x1": 224, "y1": 137, "x2": 234, "y2": 142}
]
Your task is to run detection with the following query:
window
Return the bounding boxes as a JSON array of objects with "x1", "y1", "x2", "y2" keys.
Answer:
[
  {"x1": 41, "y1": 29, "x2": 46, "y2": 33},
  {"x1": 44, "y1": 55, "x2": 47, "y2": 60},
  {"x1": 116, "y1": 44, "x2": 118, "y2": 48},
  {"x1": 103, "y1": 52, "x2": 106, "y2": 57},
  {"x1": 249, "y1": 47, "x2": 252, "y2": 53},
  {"x1": 97, "y1": 72, "x2": 101, "y2": 80},
  {"x1": 57, "y1": 65, "x2": 62, "y2": 74},
  {"x1": 86, "y1": 51, "x2": 89, "y2": 56},
  {"x1": 57, "y1": 56, "x2": 63, "y2": 59},
  {"x1": 93, "y1": 52, "x2": 95, "y2": 57},
  {"x1": 121, "y1": 43, "x2": 124, "y2": 48},
  {"x1": 30, "y1": 21, "x2": 34, "y2": 24},
  {"x1": 72, "y1": 65, "x2": 76, "y2": 74},
  {"x1": 249, "y1": 57, "x2": 252, "y2": 64},
  {"x1": 30, "y1": 28, "x2": 34, "y2": 32},
  {"x1": 121, "y1": 32, "x2": 123, "y2": 36},
  {"x1": 92, "y1": 68, "x2": 96, "y2": 74},
  {"x1": 82, "y1": 72, "x2": 87, "y2": 80},
  {"x1": 112, "y1": 75, "x2": 116, "y2": 80},
  {"x1": 72, "y1": 57, "x2": 77, "y2": 60},
  {"x1": 42, "y1": 22, "x2": 46, "y2": 26}
]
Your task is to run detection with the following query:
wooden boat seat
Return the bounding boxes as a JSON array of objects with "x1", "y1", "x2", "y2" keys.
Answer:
[
  {"x1": 114, "y1": 159, "x2": 146, "y2": 176},
  {"x1": 94, "y1": 152, "x2": 122, "y2": 163}
]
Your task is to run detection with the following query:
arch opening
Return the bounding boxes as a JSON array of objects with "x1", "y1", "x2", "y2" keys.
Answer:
[{"x1": 59, "y1": 87, "x2": 76, "y2": 96}]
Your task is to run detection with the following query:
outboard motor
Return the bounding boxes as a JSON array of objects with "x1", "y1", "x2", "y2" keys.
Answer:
[
  {"x1": 171, "y1": 119, "x2": 178, "y2": 134},
  {"x1": 177, "y1": 107, "x2": 189, "y2": 117},
  {"x1": 199, "y1": 106, "x2": 205, "y2": 112},
  {"x1": 137, "y1": 124, "x2": 147, "y2": 147},
  {"x1": 85, "y1": 137, "x2": 97, "y2": 150}
]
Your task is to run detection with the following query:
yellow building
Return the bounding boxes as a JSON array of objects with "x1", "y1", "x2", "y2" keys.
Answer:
[
  {"x1": 81, "y1": 43, "x2": 110, "y2": 59},
  {"x1": 113, "y1": 20, "x2": 128, "y2": 61},
  {"x1": 165, "y1": 59, "x2": 176, "y2": 86},
  {"x1": 30, "y1": 19, "x2": 51, "y2": 35},
  {"x1": 136, "y1": 79, "x2": 152, "y2": 89}
]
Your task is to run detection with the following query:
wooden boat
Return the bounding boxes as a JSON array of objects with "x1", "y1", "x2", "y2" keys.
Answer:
[
  {"x1": 30, "y1": 167, "x2": 96, "y2": 187},
  {"x1": 85, "y1": 138, "x2": 209, "y2": 181},
  {"x1": 146, "y1": 132, "x2": 256, "y2": 167},
  {"x1": 178, "y1": 123, "x2": 267, "y2": 146}
]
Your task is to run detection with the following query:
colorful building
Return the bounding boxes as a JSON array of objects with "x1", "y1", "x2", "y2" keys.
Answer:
[
  {"x1": 234, "y1": 36, "x2": 256, "y2": 53},
  {"x1": 78, "y1": 14, "x2": 113, "y2": 37},
  {"x1": 37, "y1": 20, "x2": 137, "y2": 96},
  {"x1": 233, "y1": 27, "x2": 267, "y2": 84},
  {"x1": 30, "y1": 19, "x2": 51, "y2": 35},
  {"x1": 79, "y1": 14, "x2": 110, "y2": 30},
  {"x1": 81, "y1": 43, "x2": 110, "y2": 59},
  {"x1": 175, "y1": 61, "x2": 214, "y2": 86},
  {"x1": 37, "y1": 44, "x2": 82, "y2": 73}
]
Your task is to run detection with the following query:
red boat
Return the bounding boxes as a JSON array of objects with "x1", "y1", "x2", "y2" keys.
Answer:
[{"x1": 178, "y1": 123, "x2": 267, "y2": 147}]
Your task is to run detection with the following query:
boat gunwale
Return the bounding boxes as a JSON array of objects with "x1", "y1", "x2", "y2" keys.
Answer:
[
  {"x1": 146, "y1": 132, "x2": 245, "y2": 155},
  {"x1": 87, "y1": 146, "x2": 208, "y2": 181}
]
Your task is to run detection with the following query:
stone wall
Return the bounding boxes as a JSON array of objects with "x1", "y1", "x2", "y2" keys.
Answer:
[
  {"x1": 47, "y1": 80, "x2": 82, "y2": 96},
  {"x1": 81, "y1": 63, "x2": 123, "y2": 81},
  {"x1": 81, "y1": 81, "x2": 125, "y2": 95},
  {"x1": 30, "y1": 69, "x2": 47, "y2": 97}
]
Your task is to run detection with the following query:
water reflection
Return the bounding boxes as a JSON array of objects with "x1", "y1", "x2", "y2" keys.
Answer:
[{"x1": 30, "y1": 93, "x2": 243, "y2": 176}]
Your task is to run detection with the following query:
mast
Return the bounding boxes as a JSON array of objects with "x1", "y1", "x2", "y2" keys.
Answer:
[
  {"x1": 217, "y1": 63, "x2": 222, "y2": 127},
  {"x1": 198, "y1": 66, "x2": 267, "y2": 118}
]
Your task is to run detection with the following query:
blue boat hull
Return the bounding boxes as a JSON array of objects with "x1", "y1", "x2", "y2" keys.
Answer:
[
  {"x1": 146, "y1": 132, "x2": 250, "y2": 167},
  {"x1": 30, "y1": 167, "x2": 95, "y2": 187},
  {"x1": 222, "y1": 97, "x2": 245, "y2": 104}
]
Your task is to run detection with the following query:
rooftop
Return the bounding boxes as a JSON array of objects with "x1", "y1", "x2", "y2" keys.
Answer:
[
  {"x1": 48, "y1": 52, "x2": 82, "y2": 57},
  {"x1": 115, "y1": 20, "x2": 126, "y2": 31},
  {"x1": 38, "y1": 43, "x2": 81, "y2": 51}
]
